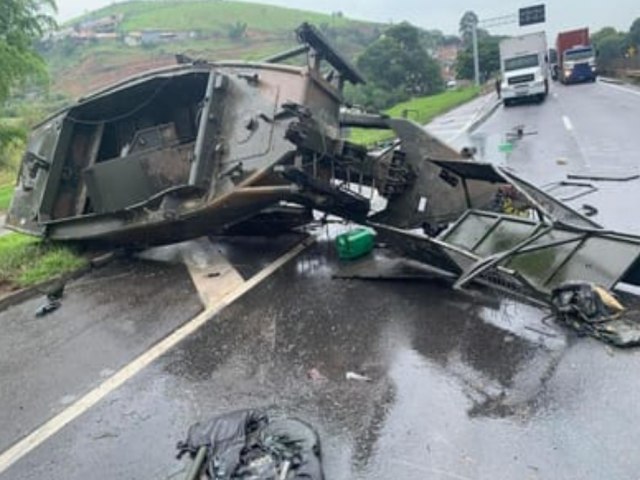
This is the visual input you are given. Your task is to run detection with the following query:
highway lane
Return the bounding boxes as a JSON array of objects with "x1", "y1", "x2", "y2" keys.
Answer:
[
  {"x1": 472, "y1": 79, "x2": 640, "y2": 233},
  {"x1": 8, "y1": 229, "x2": 640, "y2": 480}
]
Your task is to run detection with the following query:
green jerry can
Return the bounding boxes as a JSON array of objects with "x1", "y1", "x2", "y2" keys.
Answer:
[{"x1": 336, "y1": 228, "x2": 376, "y2": 260}]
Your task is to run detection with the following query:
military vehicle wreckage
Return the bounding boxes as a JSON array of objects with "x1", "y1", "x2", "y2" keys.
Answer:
[{"x1": 7, "y1": 23, "x2": 640, "y2": 305}]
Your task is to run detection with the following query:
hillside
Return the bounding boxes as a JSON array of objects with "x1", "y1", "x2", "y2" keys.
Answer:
[{"x1": 43, "y1": 0, "x2": 384, "y2": 98}]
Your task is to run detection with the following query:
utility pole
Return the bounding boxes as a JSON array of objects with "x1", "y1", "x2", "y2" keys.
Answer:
[{"x1": 471, "y1": 19, "x2": 480, "y2": 86}]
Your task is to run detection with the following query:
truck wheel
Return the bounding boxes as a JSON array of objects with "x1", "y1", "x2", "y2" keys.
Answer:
[{"x1": 503, "y1": 99, "x2": 511, "y2": 107}]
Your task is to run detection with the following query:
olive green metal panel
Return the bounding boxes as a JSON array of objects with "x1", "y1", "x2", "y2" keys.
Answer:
[
  {"x1": 546, "y1": 237, "x2": 640, "y2": 291},
  {"x1": 474, "y1": 220, "x2": 538, "y2": 257},
  {"x1": 84, "y1": 157, "x2": 154, "y2": 213},
  {"x1": 503, "y1": 230, "x2": 580, "y2": 287},
  {"x1": 440, "y1": 213, "x2": 497, "y2": 251},
  {"x1": 440, "y1": 211, "x2": 640, "y2": 295}
]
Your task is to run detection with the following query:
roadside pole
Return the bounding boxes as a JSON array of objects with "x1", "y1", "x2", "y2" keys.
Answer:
[
  {"x1": 472, "y1": 20, "x2": 480, "y2": 86},
  {"x1": 470, "y1": 4, "x2": 546, "y2": 88}
]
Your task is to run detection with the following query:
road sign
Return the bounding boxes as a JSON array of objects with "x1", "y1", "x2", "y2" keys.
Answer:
[{"x1": 519, "y1": 4, "x2": 545, "y2": 26}]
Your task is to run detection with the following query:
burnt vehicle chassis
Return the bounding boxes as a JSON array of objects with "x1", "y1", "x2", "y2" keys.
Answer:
[{"x1": 7, "y1": 23, "x2": 640, "y2": 304}]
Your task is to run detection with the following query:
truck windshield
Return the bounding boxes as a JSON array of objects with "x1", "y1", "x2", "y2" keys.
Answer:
[
  {"x1": 504, "y1": 54, "x2": 539, "y2": 72},
  {"x1": 564, "y1": 48, "x2": 594, "y2": 61}
]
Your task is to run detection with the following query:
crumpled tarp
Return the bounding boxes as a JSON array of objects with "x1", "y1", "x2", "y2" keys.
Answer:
[
  {"x1": 551, "y1": 282, "x2": 640, "y2": 347},
  {"x1": 177, "y1": 409, "x2": 324, "y2": 479}
]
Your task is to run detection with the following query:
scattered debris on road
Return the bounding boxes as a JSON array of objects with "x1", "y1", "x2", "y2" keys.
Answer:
[
  {"x1": 177, "y1": 410, "x2": 324, "y2": 480},
  {"x1": 568, "y1": 172, "x2": 640, "y2": 182},
  {"x1": 345, "y1": 371, "x2": 372, "y2": 382},
  {"x1": 551, "y1": 282, "x2": 640, "y2": 347},
  {"x1": 543, "y1": 180, "x2": 598, "y2": 202},
  {"x1": 307, "y1": 368, "x2": 328, "y2": 382},
  {"x1": 35, "y1": 299, "x2": 61, "y2": 317}
]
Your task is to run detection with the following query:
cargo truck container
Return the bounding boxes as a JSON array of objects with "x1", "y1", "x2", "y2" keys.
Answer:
[
  {"x1": 556, "y1": 28, "x2": 597, "y2": 83},
  {"x1": 499, "y1": 32, "x2": 549, "y2": 106}
]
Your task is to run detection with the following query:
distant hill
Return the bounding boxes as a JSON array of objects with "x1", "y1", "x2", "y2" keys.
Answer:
[{"x1": 42, "y1": 0, "x2": 385, "y2": 98}]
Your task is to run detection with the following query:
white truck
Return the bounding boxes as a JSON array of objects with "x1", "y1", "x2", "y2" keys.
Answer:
[{"x1": 499, "y1": 32, "x2": 549, "y2": 106}]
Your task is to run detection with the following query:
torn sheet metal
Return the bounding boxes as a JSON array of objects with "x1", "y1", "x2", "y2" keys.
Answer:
[{"x1": 371, "y1": 207, "x2": 640, "y2": 305}]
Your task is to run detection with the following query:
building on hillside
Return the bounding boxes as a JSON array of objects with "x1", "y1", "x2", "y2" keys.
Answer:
[
  {"x1": 435, "y1": 44, "x2": 460, "y2": 80},
  {"x1": 139, "y1": 30, "x2": 192, "y2": 45},
  {"x1": 125, "y1": 32, "x2": 143, "y2": 47},
  {"x1": 77, "y1": 14, "x2": 124, "y2": 34}
]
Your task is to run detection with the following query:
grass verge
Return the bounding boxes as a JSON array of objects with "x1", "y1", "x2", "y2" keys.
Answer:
[
  {"x1": 349, "y1": 87, "x2": 481, "y2": 146},
  {"x1": 0, "y1": 233, "x2": 88, "y2": 289},
  {"x1": 0, "y1": 184, "x2": 12, "y2": 212}
]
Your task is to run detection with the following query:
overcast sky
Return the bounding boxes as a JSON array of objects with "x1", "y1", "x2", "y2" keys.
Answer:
[{"x1": 54, "y1": 0, "x2": 639, "y2": 38}]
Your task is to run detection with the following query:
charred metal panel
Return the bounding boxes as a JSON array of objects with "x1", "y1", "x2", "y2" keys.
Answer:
[
  {"x1": 371, "y1": 222, "x2": 473, "y2": 275},
  {"x1": 295, "y1": 23, "x2": 365, "y2": 85},
  {"x1": 38, "y1": 118, "x2": 75, "y2": 222},
  {"x1": 376, "y1": 119, "x2": 496, "y2": 231},
  {"x1": 84, "y1": 143, "x2": 192, "y2": 213},
  {"x1": 7, "y1": 114, "x2": 65, "y2": 234},
  {"x1": 128, "y1": 123, "x2": 179, "y2": 154},
  {"x1": 190, "y1": 72, "x2": 226, "y2": 189}
]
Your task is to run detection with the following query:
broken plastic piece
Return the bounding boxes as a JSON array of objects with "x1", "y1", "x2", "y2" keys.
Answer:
[
  {"x1": 336, "y1": 228, "x2": 376, "y2": 261},
  {"x1": 307, "y1": 368, "x2": 327, "y2": 382},
  {"x1": 345, "y1": 371, "x2": 371, "y2": 382}
]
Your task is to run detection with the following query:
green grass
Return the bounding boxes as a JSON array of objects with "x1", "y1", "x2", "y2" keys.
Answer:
[
  {"x1": 0, "y1": 184, "x2": 13, "y2": 212},
  {"x1": 349, "y1": 87, "x2": 482, "y2": 146},
  {"x1": 0, "y1": 233, "x2": 88, "y2": 288},
  {"x1": 50, "y1": 0, "x2": 383, "y2": 98},
  {"x1": 76, "y1": 1, "x2": 354, "y2": 32}
]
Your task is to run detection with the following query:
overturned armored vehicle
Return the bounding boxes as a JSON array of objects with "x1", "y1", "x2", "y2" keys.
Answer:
[
  {"x1": 7, "y1": 23, "x2": 640, "y2": 305},
  {"x1": 8, "y1": 24, "x2": 381, "y2": 244},
  {"x1": 5, "y1": 22, "x2": 499, "y2": 246}
]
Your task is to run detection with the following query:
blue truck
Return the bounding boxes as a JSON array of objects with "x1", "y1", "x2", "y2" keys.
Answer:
[{"x1": 557, "y1": 28, "x2": 597, "y2": 84}]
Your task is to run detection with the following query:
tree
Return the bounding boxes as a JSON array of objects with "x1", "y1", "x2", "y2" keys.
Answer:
[
  {"x1": 356, "y1": 22, "x2": 444, "y2": 106},
  {"x1": 598, "y1": 33, "x2": 629, "y2": 66},
  {"x1": 420, "y1": 29, "x2": 445, "y2": 51},
  {"x1": 630, "y1": 18, "x2": 640, "y2": 47},
  {"x1": 455, "y1": 36, "x2": 502, "y2": 81},
  {"x1": 591, "y1": 27, "x2": 618, "y2": 46},
  {"x1": 0, "y1": 0, "x2": 57, "y2": 105},
  {"x1": 459, "y1": 11, "x2": 478, "y2": 46},
  {"x1": 227, "y1": 21, "x2": 248, "y2": 41},
  {"x1": 591, "y1": 27, "x2": 630, "y2": 67}
]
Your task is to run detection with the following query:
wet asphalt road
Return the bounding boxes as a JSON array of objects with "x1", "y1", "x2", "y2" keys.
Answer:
[
  {"x1": 471, "y1": 79, "x2": 640, "y2": 234},
  {"x1": 0, "y1": 260, "x2": 202, "y2": 453},
  {"x1": 3, "y1": 80, "x2": 640, "y2": 479}
]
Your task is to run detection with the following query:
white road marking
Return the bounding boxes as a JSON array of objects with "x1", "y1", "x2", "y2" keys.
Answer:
[
  {"x1": 600, "y1": 80, "x2": 640, "y2": 98},
  {"x1": 562, "y1": 115, "x2": 574, "y2": 131},
  {"x1": 0, "y1": 236, "x2": 315, "y2": 475}
]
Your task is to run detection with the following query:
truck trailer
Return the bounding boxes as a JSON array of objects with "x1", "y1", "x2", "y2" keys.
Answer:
[
  {"x1": 499, "y1": 32, "x2": 550, "y2": 106},
  {"x1": 556, "y1": 28, "x2": 597, "y2": 83}
]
